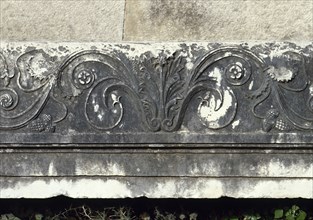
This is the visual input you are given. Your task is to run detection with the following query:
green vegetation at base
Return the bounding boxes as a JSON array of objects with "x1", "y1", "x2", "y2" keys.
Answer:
[{"x1": 0, "y1": 204, "x2": 312, "y2": 220}]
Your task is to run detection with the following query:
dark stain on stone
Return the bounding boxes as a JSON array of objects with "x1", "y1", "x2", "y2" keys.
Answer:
[{"x1": 149, "y1": 0, "x2": 206, "y2": 37}]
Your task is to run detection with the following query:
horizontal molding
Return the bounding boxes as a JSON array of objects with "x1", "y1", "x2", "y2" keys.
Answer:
[
  {"x1": 1, "y1": 42, "x2": 313, "y2": 199},
  {"x1": 0, "y1": 149, "x2": 312, "y2": 178}
]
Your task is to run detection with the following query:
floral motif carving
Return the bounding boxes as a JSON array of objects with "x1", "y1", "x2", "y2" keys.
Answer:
[
  {"x1": 0, "y1": 44, "x2": 312, "y2": 135},
  {"x1": 0, "y1": 50, "x2": 56, "y2": 130},
  {"x1": 137, "y1": 51, "x2": 188, "y2": 131},
  {"x1": 252, "y1": 51, "x2": 313, "y2": 131}
]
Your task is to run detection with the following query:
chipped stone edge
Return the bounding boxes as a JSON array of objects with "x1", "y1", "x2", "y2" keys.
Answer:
[{"x1": 0, "y1": 177, "x2": 312, "y2": 199}]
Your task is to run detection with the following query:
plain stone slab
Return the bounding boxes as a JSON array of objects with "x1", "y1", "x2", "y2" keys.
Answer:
[
  {"x1": 0, "y1": 147, "x2": 312, "y2": 198},
  {"x1": 1, "y1": 149, "x2": 312, "y2": 178},
  {"x1": 0, "y1": 0, "x2": 125, "y2": 41},
  {"x1": 124, "y1": 0, "x2": 313, "y2": 41}
]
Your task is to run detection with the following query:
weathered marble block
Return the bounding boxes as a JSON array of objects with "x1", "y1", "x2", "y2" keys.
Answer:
[{"x1": 0, "y1": 42, "x2": 312, "y2": 198}]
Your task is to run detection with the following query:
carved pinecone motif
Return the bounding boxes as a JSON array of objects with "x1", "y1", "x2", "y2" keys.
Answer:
[
  {"x1": 28, "y1": 114, "x2": 55, "y2": 132},
  {"x1": 274, "y1": 119, "x2": 291, "y2": 131},
  {"x1": 262, "y1": 109, "x2": 291, "y2": 132}
]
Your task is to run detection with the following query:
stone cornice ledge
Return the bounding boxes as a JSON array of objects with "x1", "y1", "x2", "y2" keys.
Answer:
[{"x1": 0, "y1": 42, "x2": 312, "y2": 199}]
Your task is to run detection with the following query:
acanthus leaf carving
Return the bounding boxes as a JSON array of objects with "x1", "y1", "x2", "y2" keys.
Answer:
[
  {"x1": 137, "y1": 51, "x2": 188, "y2": 131},
  {"x1": 1, "y1": 44, "x2": 313, "y2": 136}
]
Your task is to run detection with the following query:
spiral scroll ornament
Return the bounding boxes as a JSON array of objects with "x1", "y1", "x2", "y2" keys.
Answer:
[
  {"x1": 0, "y1": 89, "x2": 18, "y2": 111},
  {"x1": 1, "y1": 44, "x2": 312, "y2": 134}
]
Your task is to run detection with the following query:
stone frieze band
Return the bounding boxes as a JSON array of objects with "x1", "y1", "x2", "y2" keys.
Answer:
[{"x1": 0, "y1": 42, "x2": 313, "y2": 144}]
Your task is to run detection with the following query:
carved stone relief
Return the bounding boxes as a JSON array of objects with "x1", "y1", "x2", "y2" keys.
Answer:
[{"x1": 0, "y1": 42, "x2": 312, "y2": 144}]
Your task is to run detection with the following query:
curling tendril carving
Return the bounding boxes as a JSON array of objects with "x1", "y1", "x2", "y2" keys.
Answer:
[{"x1": 0, "y1": 46, "x2": 312, "y2": 133}]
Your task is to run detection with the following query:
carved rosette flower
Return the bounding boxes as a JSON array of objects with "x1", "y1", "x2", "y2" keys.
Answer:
[
  {"x1": 267, "y1": 65, "x2": 295, "y2": 82},
  {"x1": 225, "y1": 61, "x2": 251, "y2": 86},
  {"x1": 266, "y1": 51, "x2": 301, "y2": 83},
  {"x1": 1, "y1": 44, "x2": 312, "y2": 134},
  {"x1": 17, "y1": 50, "x2": 57, "y2": 91},
  {"x1": 72, "y1": 69, "x2": 95, "y2": 89},
  {"x1": 228, "y1": 63, "x2": 244, "y2": 79}
]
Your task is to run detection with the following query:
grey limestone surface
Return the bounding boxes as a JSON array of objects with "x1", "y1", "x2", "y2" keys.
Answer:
[
  {"x1": 1, "y1": 0, "x2": 313, "y2": 41},
  {"x1": 0, "y1": 42, "x2": 313, "y2": 198},
  {"x1": 0, "y1": 148, "x2": 312, "y2": 198},
  {"x1": 124, "y1": 0, "x2": 313, "y2": 41},
  {"x1": 1, "y1": 0, "x2": 313, "y2": 199},
  {"x1": 0, "y1": 0, "x2": 125, "y2": 41},
  {"x1": 1, "y1": 42, "x2": 313, "y2": 141}
]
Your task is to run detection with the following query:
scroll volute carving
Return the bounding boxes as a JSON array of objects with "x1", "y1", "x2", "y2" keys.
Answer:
[
  {"x1": 0, "y1": 44, "x2": 312, "y2": 135},
  {"x1": 0, "y1": 50, "x2": 61, "y2": 130}
]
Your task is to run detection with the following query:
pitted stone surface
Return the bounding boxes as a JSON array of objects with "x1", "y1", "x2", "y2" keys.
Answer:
[
  {"x1": 1, "y1": 1, "x2": 312, "y2": 42},
  {"x1": 0, "y1": 0, "x2": 125, "y2": 41},
  {"x1": 124, "y1": 0, "x2": 313, "y2": 41}
]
